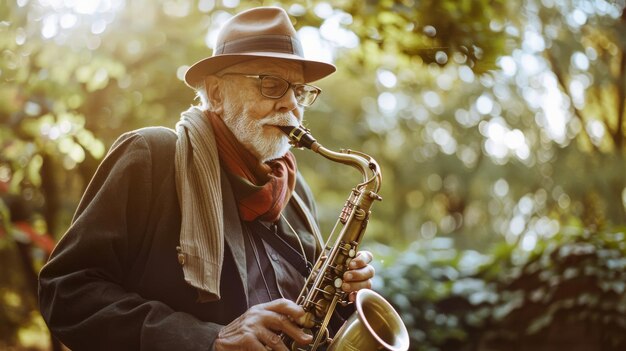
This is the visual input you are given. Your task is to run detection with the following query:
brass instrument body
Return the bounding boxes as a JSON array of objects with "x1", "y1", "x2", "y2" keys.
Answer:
[{"x1": 279, "y1": 126, "x2": 409, "y2": 351}]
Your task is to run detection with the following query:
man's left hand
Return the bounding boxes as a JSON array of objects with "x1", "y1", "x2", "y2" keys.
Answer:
[{"x1": 341, "y1": 250, "x2": 375, "y2": 302}]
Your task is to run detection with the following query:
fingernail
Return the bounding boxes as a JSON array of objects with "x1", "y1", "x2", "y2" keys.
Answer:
[
  {"x1": 350, "y1": 261, "x2": 357, "y2": 268},
  {"x1": 345, "y1": 273, "x2": 353, "y2": 280},
  {"x1": 342, "y1": 283, "x2": 350, "y2": 290}
]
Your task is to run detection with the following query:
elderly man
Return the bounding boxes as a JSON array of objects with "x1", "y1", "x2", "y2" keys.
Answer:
[{"x1": 39, "y1": 6, "x2": 375, "y2": 351}]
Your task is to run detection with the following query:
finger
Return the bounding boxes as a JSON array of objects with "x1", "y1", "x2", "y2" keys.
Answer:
[
  {"x1": 217, "y1": 327, "x2": 267, "y2": 351},
  {"x1": 263, "y1": 298, "x2": 306, "y2": 319},
  {"x1": 348, "y1": 291, "x2": 357, "y2": 303},
  {"x1": 257, "y1": 327, "x2": 289, "y2": 351},
  {"x1": 349, "y1": 250, "x2": 373, "y2": 269},
  {"x1": 343, "y1": 264, "x2": 375, "y2": 282},
  {"x1": 262, "y1": 310, "x2": 312, "y2": 345},
  {"x1": 341, "y1": 279, "x2": 372, "y2": 293}
]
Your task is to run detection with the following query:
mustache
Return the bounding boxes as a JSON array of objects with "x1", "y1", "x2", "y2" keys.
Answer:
[{"x1": 260, "y1": 112, "x2": 300, "y2": 127}]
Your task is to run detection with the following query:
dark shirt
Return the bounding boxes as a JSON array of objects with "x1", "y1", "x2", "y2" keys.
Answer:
[
  {"x1": 244, "y1": 219, "x2": 315, "y2": 306},
  {"x1": 244, "y1": 223, "x2": 282, "y2": 305}
]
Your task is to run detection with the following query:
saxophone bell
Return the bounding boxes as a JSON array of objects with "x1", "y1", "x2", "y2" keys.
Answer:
[{"x1": 328, "y1": 289, "x2": 410, "y2": 351}]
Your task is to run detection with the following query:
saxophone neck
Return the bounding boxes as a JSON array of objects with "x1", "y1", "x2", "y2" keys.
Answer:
[{"x1": 279, "y1": 125, "x2": 382, "y2": 193}]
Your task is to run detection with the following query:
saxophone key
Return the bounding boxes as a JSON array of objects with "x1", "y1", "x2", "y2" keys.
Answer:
[
  {"x1": 348, "y1": 248, "x2": 356, "y2": 257},
  {"x1": 314, "y1": 299, "x2": 330, "y2": 318},
  {"x1": 322, "y1": 285, "x2": 335, "y2": 299},
  {"x1": 296, "y1": 311, "x2": 316, "y2": 329}
]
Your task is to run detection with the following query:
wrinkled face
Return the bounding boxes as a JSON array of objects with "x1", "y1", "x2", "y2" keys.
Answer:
[{"x1": 211, "y1": 58, "x2": 305, "y2": 162}]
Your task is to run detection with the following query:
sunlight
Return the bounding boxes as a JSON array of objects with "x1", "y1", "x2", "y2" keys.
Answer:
[
  {"x1": 377, "y1": 69, "x2": 398, "y2": 88},
  {"x1": 540, "y1": 74, "x2": 568, "y2": 143},
  {"x1": 299, "y1": 27, "x2": 334, "y2": 63},
  {"x1": 521, "y1": 231, "x2": 537, "y2": 251},
  {"x1": 482, "y1": 118, "x2": 531, "y2": 162},
  {"x1": 37, "y1": 0, "x2": 123, "y2": 15},
  {"x1": 34, "y1": 0, "x2": 124, "y2": 39}
]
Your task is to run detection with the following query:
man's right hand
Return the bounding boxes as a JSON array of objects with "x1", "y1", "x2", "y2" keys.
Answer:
[{"x1": 214, "y1": 298, "x2": 313, "y2": 351}]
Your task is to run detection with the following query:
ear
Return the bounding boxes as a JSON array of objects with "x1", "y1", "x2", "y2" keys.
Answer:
[{"x1": 204, "y1": 76, "x2": 224, "y2": 115}]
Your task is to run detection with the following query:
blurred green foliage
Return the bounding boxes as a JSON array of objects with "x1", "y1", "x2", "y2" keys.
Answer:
[
  {"x1": 1, "y1": 0, "x2": 625, "y2": 349},
  {"x1": 374, "y1": 226, "x2": 626, "y2": 351}
]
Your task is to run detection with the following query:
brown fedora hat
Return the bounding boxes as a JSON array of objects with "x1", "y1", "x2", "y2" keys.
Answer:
[{"x1": 184, "y1": 7, "x2": 336, "y2": 89}]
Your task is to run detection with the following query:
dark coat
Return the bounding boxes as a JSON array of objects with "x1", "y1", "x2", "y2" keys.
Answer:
[{"x1": 38, "y1": 127, "x2": 322, "y2": 351}]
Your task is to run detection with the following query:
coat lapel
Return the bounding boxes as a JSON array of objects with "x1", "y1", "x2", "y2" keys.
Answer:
[{"x1": 220, "y1": 169, "x2": 248, "y2": 304}]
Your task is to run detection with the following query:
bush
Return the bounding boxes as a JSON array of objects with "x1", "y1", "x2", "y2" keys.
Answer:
[{"x1": 372, "y1": 227, "x2": 626, "y2": 351}]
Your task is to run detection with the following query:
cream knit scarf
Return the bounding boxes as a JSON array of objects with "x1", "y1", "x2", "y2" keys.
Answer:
[{"x1": 175, "y1": 106, "x2": 224, "y2": 302}]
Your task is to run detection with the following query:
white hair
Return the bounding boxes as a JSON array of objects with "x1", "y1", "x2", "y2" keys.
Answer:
[{"x1": 194, "y1": 84, "x2": 212, "y2": 111}]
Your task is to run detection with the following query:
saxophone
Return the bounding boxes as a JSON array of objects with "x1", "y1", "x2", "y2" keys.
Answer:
[{"x1": 279, "y1": 126, "x2": 409, "y2": 351}]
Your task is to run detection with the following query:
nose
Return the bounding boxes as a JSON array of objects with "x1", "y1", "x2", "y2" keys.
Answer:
[{"x1": 275, "y1": 87, "x2": 299, "y2": 114}]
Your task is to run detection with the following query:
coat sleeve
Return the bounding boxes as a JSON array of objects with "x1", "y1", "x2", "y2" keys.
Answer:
[{"x1": 38, "y1": 131, "x2": 221, "y2": 351}]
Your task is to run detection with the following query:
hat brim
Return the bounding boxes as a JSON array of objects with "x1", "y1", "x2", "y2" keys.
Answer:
[{"x1": 184, "y1": 52, "x2": 336, "y2": 89}]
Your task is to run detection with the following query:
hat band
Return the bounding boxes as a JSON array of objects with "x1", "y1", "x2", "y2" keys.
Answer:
[{"x1": 214, "y1": 34, "x2": 304, "y2": 57}]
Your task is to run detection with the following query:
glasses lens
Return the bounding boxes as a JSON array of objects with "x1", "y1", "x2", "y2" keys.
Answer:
[
  {"x1": 294, "y1": 85, "x2": 320, "y2": 106},
  {"x1": 260, "y1": 76, "x2": 289, "y2": 98}
]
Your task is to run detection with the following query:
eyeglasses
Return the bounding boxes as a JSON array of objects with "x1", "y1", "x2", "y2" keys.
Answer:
[{"x1": 220, "y1": 73, "x2": 322, "y2": 107}]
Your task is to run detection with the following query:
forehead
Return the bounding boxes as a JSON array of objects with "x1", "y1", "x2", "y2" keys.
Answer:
[{"x1": 226, "y1": 58, "x2": 304, "y2": 80}]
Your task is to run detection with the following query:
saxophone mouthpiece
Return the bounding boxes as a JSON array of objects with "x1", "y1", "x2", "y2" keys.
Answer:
[
  {"x1": 279, "y1": 125, "x2": 317, "y2": 149},
  {"x1": 277, "y1": 125, "x2": 298, "y2": 136}
]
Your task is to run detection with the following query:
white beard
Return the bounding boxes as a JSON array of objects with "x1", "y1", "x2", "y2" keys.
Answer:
[{"x1": 221, "y1": 101, "x2": 299, "y2": 162}]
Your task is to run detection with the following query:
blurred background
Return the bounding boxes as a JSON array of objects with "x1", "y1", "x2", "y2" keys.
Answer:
[{"x1": 1, "y1": 0, "x2": 626, "y2": 350}]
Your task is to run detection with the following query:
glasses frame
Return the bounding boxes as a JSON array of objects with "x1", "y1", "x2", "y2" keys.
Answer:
[{"x1": 220, "y1": 73, "x2": 322, "y2": 107}]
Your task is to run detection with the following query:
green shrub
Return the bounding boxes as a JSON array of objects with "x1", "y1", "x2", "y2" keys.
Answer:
[{"x1": 373, "y1": 227, "x2": 626, "y2": 351}]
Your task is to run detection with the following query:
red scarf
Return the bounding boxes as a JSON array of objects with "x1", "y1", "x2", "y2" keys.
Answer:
[{"x1": 207, "y1": 111, "x2": 296, "y2": 222}]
